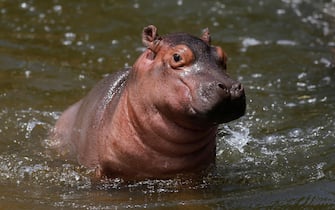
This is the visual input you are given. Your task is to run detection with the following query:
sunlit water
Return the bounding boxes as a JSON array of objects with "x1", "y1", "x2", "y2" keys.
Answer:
[{"x1": 0, "y1": 0, "x2": 334, "y2": 209}]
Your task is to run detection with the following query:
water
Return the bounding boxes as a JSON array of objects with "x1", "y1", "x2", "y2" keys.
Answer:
[{"x1": 0, "y1": 0, "x2": 334, "y2": 209}]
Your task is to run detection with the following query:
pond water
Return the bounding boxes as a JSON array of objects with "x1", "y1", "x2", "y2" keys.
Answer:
[{"x1": 0, "y1": 0, "x2": 335, "y2": 209}]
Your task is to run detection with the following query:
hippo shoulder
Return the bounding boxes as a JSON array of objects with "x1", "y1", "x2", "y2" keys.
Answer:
[
  {"x1": 98, "y1": 67, "x2": 131, "y2": 110},
  {"x1": 75, "y1": 67, "x2": 131, "y2": 129}
]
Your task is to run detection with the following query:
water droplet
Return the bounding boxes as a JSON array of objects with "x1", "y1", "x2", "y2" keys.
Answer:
[
  {"x1": 78, "y1": 74, "x2": 85, "y2": 80},
  {"x1": 20, "y1": 2, "x2": 28, "y2": 9},
  {"x1": 64, "y1": 32, "x2": 76, "y2": 39},
  {"x1": 307, "y1": 98, "x2": 316, "y2": 103},
  {"x1": 76, "y1": 41, "x2": 83, "y2": 46},
  {"x1": 277, "y1": 9, "x2": 286, "y2": 15},
  {"x1": 241, "y1": 37, "x2": 262, "y2": 52},
  {"x1": 111, "y1": 39, "x2": 118, "y2": 45},
  {"x1": 276, "y1": 40, "x2": 297, "y2": 46},
  {"x1": 320, "y1": 97, "x2": 327, "y2": 102},
  {"x1": 242, "y1": 37, "x2": 261, "y2": 47},
  {"x1": 251, "y1": 73, "x2": 262, "y2": 78},
  {"x1": 286, "y1": 102, "x2": 296, "y2": 107},
  {"x1": 39, "y1": 13, "x2": 46, "y2": 19},
  {"x1": 296, "y1": 82, "x2": 306, "y2": 87},
  {"x1": 25, "y1": 70, "x2": 31, "y2": 78},
  {"x1": 97, "y1": 57, "x2": 104, "y2": 63},
  {"x1": 288, "y1": 128, "x2": 303, "y2": 138},
  {"x1": 53, "y1": 5, "x2": 62, "y2": 13},
  {"x1": 297, "y1": 72, "x2": 307, "y2": 80},
  {"x1": 62, "y1": 32, "x2": 76, "y2": 46},
  {"x1": 133, "y1": 3, "x2": 139, "y2": 8},
  {"x1": 44, "y1": 26, "x2": 51, "y2": 32}
]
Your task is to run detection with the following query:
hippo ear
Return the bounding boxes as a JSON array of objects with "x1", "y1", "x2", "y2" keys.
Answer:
[
  {"x1": 142, "y1": 25, "x2": 161, "y2": 52},
  {"x1": 201, "y1": 28, "x2": 211, "y2": 45}
]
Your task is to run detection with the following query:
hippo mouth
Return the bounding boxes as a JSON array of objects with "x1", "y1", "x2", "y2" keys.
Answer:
[
  {"x1": 207, "y1": 94, "x2": 246, "y2": 124},
  {"x1": 188, "y1": 85, "x2": 246, "y2": 126},
  {"x1": 189, "y1": 95, "x2": 246, "y2": 126}
]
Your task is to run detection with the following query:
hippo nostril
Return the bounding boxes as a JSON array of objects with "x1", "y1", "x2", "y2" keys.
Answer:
[
  {"x1": 232, "y1": 83, "x2": 242, "y2": 92},
  {"x1": 218, "y1": 83, "x2": 230, "y2": 93},
  {"x1": 218, "y1": 83, "x2": 225, "y2": 90},
  {"x1": 230, "y1": 83, "x2": 244, "y2": 99},
  {"x1": 217, "y1": 83, "x2": 229, "y2": 95}
]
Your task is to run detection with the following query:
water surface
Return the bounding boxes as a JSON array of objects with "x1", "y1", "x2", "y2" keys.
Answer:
[{"x1": 0, "y1": 0, "x2": 335, "y2": 209}]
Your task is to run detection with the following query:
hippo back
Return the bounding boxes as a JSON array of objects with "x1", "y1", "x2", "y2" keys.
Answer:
[{"x1": 69, "y1": 68, "x2": 131, "y2": 167}]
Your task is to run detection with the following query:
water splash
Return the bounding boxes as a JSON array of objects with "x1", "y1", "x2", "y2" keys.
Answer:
[{"x1": 217, "y1": 122, "x2": 252, "y2": 154}]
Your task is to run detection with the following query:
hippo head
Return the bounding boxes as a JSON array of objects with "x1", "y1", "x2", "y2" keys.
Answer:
[{"x1": 131, "y1": 25, "x2": 246, "y2": 130}]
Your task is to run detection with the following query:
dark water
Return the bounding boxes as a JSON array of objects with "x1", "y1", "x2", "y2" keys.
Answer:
[{"x1": 0, "y1": 0, "x2": 335, "y2": 209}]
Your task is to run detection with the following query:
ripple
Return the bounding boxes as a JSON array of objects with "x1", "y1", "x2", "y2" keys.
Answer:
[
  {"x1": 276, "y1": 39, "x2": 297, "y2": 46},
  {"x1": 0, "y1": 152, "x2": 92, "y2": 189},
  {"x1": 240, "y1": 37, "x2": 262, "y2": 52},
  {"x1": 62, "y1": 32, "x2": 77, "y2": 46}
]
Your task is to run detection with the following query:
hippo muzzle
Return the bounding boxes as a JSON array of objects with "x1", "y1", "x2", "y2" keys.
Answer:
[
  {"x1": 209, "y1": 80, "x2": 246, "y2": 123},
  {"x1": 192, "y1": 74, "x2": 246, "y2": 125}
]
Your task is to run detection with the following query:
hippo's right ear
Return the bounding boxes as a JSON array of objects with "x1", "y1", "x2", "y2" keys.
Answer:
[
  {"x1": 201, "y1": 28, "x2": 211, "y2": 45},
  {"x1": 142, "y1": 25, "x2": 161, "y2": 52}
]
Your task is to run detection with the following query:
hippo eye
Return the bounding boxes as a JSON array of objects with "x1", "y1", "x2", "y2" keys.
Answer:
[
  {"x1": 173, "y1": 54, "x2": 182, "y2": 62},
  {"x1": 168, "y1": 45, "x2": 194, "y2": 69}
]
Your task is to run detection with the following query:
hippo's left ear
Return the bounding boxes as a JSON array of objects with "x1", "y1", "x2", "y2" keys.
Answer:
[
  {"x1": 201, "y1": 28, "x2": 211, "y2": 45},
  {"x1": 142, "y1": 25, "x2": 162, "y2": 52}
]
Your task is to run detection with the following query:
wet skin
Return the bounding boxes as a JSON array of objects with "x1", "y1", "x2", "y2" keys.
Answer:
[{"x1": 52, "y1": 25, "x2": 246, "y2": 179}]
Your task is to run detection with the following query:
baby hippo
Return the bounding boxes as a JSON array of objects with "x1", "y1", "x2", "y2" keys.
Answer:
[{"x1": 52, "y1": 25, "x2": 246, "y2": 179}]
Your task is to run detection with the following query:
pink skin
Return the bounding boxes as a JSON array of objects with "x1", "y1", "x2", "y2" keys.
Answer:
[{"x1": 52, "y1": 25, "x2": 245, "y2": 179}]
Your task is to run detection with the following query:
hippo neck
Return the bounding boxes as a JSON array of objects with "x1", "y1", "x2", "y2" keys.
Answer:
[
  {"x1": 101, "y1": 83, "x2": 217, "y2": 178},
  {"x1": 124, "y1": 88, "x2": 218, "y2": 158}
]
